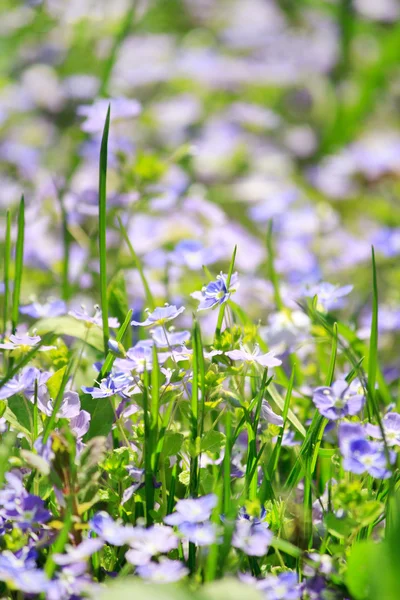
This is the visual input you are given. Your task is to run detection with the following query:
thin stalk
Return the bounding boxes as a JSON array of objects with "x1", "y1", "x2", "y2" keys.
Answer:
[
  {"x1": 11, "y1": 196, "x2": 25, "y2": 334},
  {"x1": 99, "y1": 105, "x2": 111, "y2": 358},
  {"x1": 3, "y1": 210, "x2": 11, "y2": 339}
]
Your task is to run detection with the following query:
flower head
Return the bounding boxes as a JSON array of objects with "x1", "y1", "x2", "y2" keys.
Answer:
[
  {"x1": 164, "y1": 494, "x2": 217, "y2": 526},
  {"x1": 131, "y1": 304, "x2": 185, "y2": 327},
  {"x1": 0, "y1": 331, "x2": 55, "y2": 353},
  {"x1": 339, "y1": 422, "x2": 395, "y2": 479},
  {"x1": 192, "y1": 272, "x2": 239, "y2": 311},
  {"x1": 312, "y1": 380, "x2": 365, "y2": 420},
  {"x1": 226, "y1": 345, "x2": 282, "y2": 368},
  {"x1": 136, "y1": 558, "x2": 188, "y2": 583},
  {"x1": 20, "y1": 300, "x2": 66, "y2": 319}
]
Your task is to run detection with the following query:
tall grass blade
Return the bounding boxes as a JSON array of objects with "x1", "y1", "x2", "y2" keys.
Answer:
[
  {"x1": 99, "y1": 105, "x2": 111, "y2": 357},
  {"x1": 11, "y1": 195, "x2": 25, "y2": 334}
]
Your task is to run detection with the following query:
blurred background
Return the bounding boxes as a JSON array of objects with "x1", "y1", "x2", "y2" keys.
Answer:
[{"x1": 1, "y1": 0, "x2": 400, "y2": 342}]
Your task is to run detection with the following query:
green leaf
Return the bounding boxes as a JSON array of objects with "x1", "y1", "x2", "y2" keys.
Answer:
[
  {"x1": 7, "y1": 396, "x2": 34, "y2": 437},
  {"x1": 162, "y1": 432, "x2": 184, "y2": 457},
  {"x1": 3, "y1": 209, "x2": 11, "y2": 337},
  {"x1": 99, "y1": 104, "x2": 111, "y2": 357},
  {"x1": 345, "y1": 540, "x2": 377, "y2": 600},
  {"x1": 81, "y1": 394, "x2": 116, "y2": 440},
  {"x1": 35, "y1": 317, "x2": 104, "y2": 351},
  {"x1": 107, "y1": 271, "x2": 130, "y2": 344},
  {"x1": 201, "y1": 430, "x2": 225, "y2": 453},
  {"x1": 11, "y1": 195, "x2": 24, "y2": 334},
  {"x1": 47, "y1": 366, "x2": 68, "y2": 400},
  {"x1": 202, "y1": 579, "x2": 263, "y2": 600},
  {"x1": 324, "y1": 512, "x2": 357, "y2": 540}
]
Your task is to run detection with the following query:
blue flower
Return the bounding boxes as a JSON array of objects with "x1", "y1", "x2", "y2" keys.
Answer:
[
  {"x1": 339, "y1": 422, "x2": 395, "y2": 479},
  {"x1": 259, "y1": 572, "x2": 301, "y2": 600},
  {"x1": 179, "y1": 522, "x2": 217, "y2": 546},
  {"x1": 0, "y1": 551, "x2": 48, "y2": 594},
  {"x1": 82, "y1": 375, "x2": 121, "y2": 399},
  {"x1": 114, "y1": 342, "x2": 155, "y2": 374},
  {"x1": 136, "y1": 558, "x2": 188, "y2": 582},
  {"x1": 164, "y1": 494, "x2": 217, "y2": 526},
  {"x1": 226, "y1": 345, "x2": 282, "y2": 368},
  {"x1": 125, "y1": 525, "x2": 178, "y2": 565},
  {"x1": 131, "y1": 304, "x2": 185, "y2": 327},
  {"x1": 20, "y1": 300, "x2": 66, "y2": 319},
  {"x1": 53, "y1": 538, "x2": 104, "y2": 565},
  {"x1": 69, "y1": 306, "x2": 120, "y2": 329},
  {"x1": 0, "y1": 330, "x2": 55, "y2": 352},
  {"x1": 232, "y1": 515, "x2": 272, "y2": 556},
  {"x1": 366, "y1": 412, "x2": 400, "y2": 446},
  {"x1": 77, "y1": 97, "x2": 141, "y2": 134},
  {"x1": 302, "y1": 282, "x2": 353, "y2": 312},
  {"x1": 151, "y1": 326, "x2": 190, "y2": 348},
  {"x1": 192, "y1": 272, "x2": 239, "y2": 311},
  {"x1": 90, "y1": 512, "x2": 135, "y2": 546},
  {"x1": 3, "y1": 494, "x2": 51, "y2": 531},
  {"x1": 0, "y1": 367, "x2": 38, "y2": 400},
  {"x1": 312, "y1": 380, "x2": 365, "y2": 420}
]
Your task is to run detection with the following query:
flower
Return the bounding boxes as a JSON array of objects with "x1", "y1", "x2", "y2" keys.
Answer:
[
  {"x1": 232, "y1": 518, "x2": 272, "y2": 556},
  {"x1": 0, "y1": 367, "x2": 38, "y2": 400},
  {"x1": 136, "y1": 558, "x2": 188, "y2": 582},
  {"x1": 366, "y1": 412, "x2": 400, "y2": 446},
  {"x1": 261, "y1": 401, "x2": 284, "y2": 426},
  {"x1": 0, "y1": 551, "x2": 48, "y2": 594},
  {"x1": 258, "y1": 572, "x2": 301, "y2": 600},
  {"x1": 338, "y1": 422, "x2": 395, "y2": 479},
  {"x1": 179, "y1": 522, "x2": 217, "y2": 546},
  {"x1": 2, "y1": 494, "x2": 51, "y2": 531},
  {"x1": 69, "y1": 306, "x2": 120, "y2": 329},
  {"x1": 164, "y1": 494, "x2": 217, "y2": 526},
  {"x1": 151, "y1": 326, "x2": 190, "y2": 348},
  {"x1": 20, "y1": 300, "x2": 66, "y2": 319},
  {"x1": 82, "y1": 375, "x2": 123, "y2": 399},
  {"x1": 131, "y1": 304, "x2": 185, "y2": 327},
  {"x1": 114, "y1": 342, "x2": 156, "y2": 374},
  {"x1": 125, "y1": 525, "x2": 178, "y2": 565},
  {"x1": 70, "y1": 410, "x2": 91, "y2": 439},
  {"x1": 192, "y1": 272, "x2": 239, "y2": 310},
  {"x1": 53, "y1": 538, "x2": 104, "y2": 565},
  {"x1": 225, "y1": 345, "x2": 282, "y2": 368},
  {"x1": 89, "y1": 512, "x2": 135, "y2": 546},
  {"x1": 312, "y1": 380, "x2": 365, "y2": 420},
  {"x1": 0, "y1": 331, "x2": 55, "y2": 352},
  {"x1": 302, "y1": 282, "x2": 353, "y2": 312}
]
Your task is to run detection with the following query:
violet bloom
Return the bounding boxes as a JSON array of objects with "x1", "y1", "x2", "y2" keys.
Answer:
[
  {"x1": 0, "y1": 551, "x2": 49, "y2": 594},
  {"x1": 131, "y1": 304, "x2": 185, "y2": 327},
  {"x1": 122, "y1": 466, "x2": 145, "y2": 505},
  {"x1": 69, "y1": 306, "x2": 119, "y2": 329},
  {"x1": 164, "y1": 494, "x2": 217, "y2": 526},
  {"x1": 151, "y1": 326, "x2": 190, "y2": 348},
  {"x1": 136, "y1": 558, "x2": 188, "y2": 583},
  {"x1": 114, "y1": 343, "x2": 155, "y2": 374},
  {"x1": 226, "y1": 345, "x2": 282, "y2": 368},
  {"x1": 90, "y1": 512, "x2": 135, "y2": 546},
  {"x1": 125, "y1": 525, "x2": 178, "y2": 565},
  {"x1": 3, "y1": 495, "x2": 51, "y2": 531},
  {"x1": 38, "y1": 390, "x2": 81, "y2": 419},
  {"x1": 179, "y1": 522, "x2": 217, "y2": 546},
  {"x1": 82, "y1": 375, "x2": 122, "y2": 399},
  {"x1": 312, "y1": 380, "x2": 365, "y2": 420},
  {"x1": 0, "y1": 331, "x2": 55, "y2": 352},
  {"x1": 47, "y1": 562, "x2": 97, "y2": 600},
  {"x1": 70, "y1": 410, "x2": 91, "y2": 439},
  {"x1": 192, "y1": 272, "x2": 239, "y2": 311},
  {"x1": 77, "y1": 97, "x2": 142, "y2": 134},
  {"x1": 232, "y1": 519, "x2": 272, "y2": 556},
  {"x1": 20, "y1": 300, "x2": 66, "y2": 319},
  {"x1": 261, "y1": 401, "x2": 284, "y2": 426},
  {"x1": 302, "y1": 282, "x2": 353, "y2": 312},
  {"x1": 366, "y1": 412, "x2": 400, "y2": 446},
  {"x1": 53, "y1": 538, "x2": 104, "y2": 565},
  {"x1": 258, "y1": 572, "x2": 301, "y2": 600},
  {"x1": 339, "y1": 422, "x2": 395, "y2": 479},
  {"x1": 0, "y1": 367, "x2": 37, "y2": 400}
]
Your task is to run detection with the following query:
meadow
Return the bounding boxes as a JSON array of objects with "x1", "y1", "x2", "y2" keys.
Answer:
[{"x1": 1, "y1": 0, "x2": 400, "y2": 598}]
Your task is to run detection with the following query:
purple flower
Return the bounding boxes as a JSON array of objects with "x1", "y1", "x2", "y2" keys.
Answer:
[
  {"x1": 339, "y1": 422, "x2": 395, "y2": 479},
  {"x1": 3, "y1": 494, "x2": 51, "y2": 530},
  {"x1": 20, "y1": 300, "x2": 66, "y2": 319},
  {"x1": 232, "y1": 519, "x2": 272, "y2": 556},
  {"x1": 53, "y1": 538, "x2": 104, "y2": 565},
  {"x1": 164, "y1": 494, "x2": 217, "y2": 526},
  {"x1": 69, "y1": 306, "x2": 120, "y2": 329},
  {"x1": 258, "y1": 572, "x2": 301, "y2": 600},
  {"x1": 151, "y1": 326, "x2": 190, "y2": 348},
  {"x1": 37, "y1": 390, "x2": 81, "y2": 419},
  {"x1": 125, "y1": 525, "x2": 178, "y2": 565},
  {"x1": 82, "y1": 375, "x2": 121, "y2": 399},
  {"x1": 0, "y1": 367, "x2": 38, "y2": 400},
  {"x1": 47, "y1": 562, "x2": 97, "y2": 600},
  {"x1": 226, "y1": 345, "x2": 282, "y2": 368},
  {"x1": 192, "y1": 272, "x2": 239, "y2": 310},
  {"x1": 261, "y1": 401, "x2": 284, "y2": 426},
  {"x1": 136, "y1": 558, "x2": 188, "y2": 582},
  {"x1": 131, "y1": 304, "x2": 185, "y2": 327},
  {"x1": 312, "y1": 380, "x2": 365, "y2": 420},
  {"x1": 70, "y1": 410, "x2": 91, "y2": 439},
  {"x1": 273, "y1": 430, "x2": 300, "y2": 447},
  {"x1": 0, "y1": 330, "x2": 55, "y2": 352},
  {"x1": 89, "y1": 512, "x2": 135, "y2": 546},
  {"x1": 302, "y1": 282, "x2": 353, "y2": 312},
  {"x1": 114, "y1": 343, "x2": 155, "y2": 374},
  {"x1": 77, "y1": 97, "x2": 142, "y2": 133},
  {"x1": 0, "y1": 551, "x2": 48, "y2": 594},
  {"x1": 179, "y1": 522, "x2": 217, "y2": 546},
  {"x1": 365, "y1": 412, "x2": 400, "y2": 446}
]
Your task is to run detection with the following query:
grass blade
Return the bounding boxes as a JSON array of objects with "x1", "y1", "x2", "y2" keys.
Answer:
[
  {"x1": 215, "y1": 245, "x2": 237, "y2": 340},
  {"x1": 266, "y1": 220, "x2": 283, "y2": 311},
  {"x1": 99, "y1": 105, "x2": 111, "y2": 357},
  {"x1": 2, "y1": 210, "x2": 11, "y2": 339},
  {"x1": 11, "y1": 195, "x2": 25, "y2": 334}
]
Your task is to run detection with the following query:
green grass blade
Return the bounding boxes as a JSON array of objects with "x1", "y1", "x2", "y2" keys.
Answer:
[
  {"x1": 99, "y1": 105, "x2": 111, "y2": 358},
  {"x1": 98, "y1": 309, "x2": 133, "y2": 381},
  {"x1": 268, "y1": 367, "x2": 295, "y2": 476},
  {"x1": 42, "y1": 365, "x2": 71, "y2": 444},
  {"x1": 367, "y1": 246, "x2": 378, "y2": 417},
  {"x1": 2, "y1": 210, "x2": 11, "y2": 338},
  {"x1": 11, "y1": 195, "x2": 25, "y2": 334}
]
